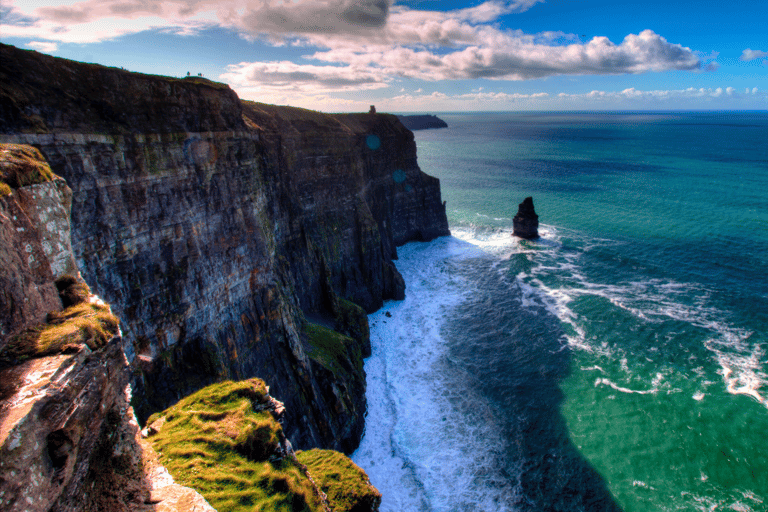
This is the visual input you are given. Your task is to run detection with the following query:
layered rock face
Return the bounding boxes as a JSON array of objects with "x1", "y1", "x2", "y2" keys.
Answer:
[
  {"x1": 0, "y1": 144, "x2": 213, "y2": 512},
  {"x1": 0, "y1": 43, "x2": 450, "y2": 453}
]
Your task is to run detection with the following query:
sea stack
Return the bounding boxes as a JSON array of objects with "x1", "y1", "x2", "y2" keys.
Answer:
[{"x1": 513, "y1": 196, "x2": 539, "y2": 239}]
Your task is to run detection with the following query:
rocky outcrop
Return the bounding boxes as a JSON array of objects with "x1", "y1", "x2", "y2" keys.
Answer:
[
  {"x1": 396, "y1": 115, "x2": 448, "y2": 130},
  {"x1": 0, "y1": 149, "x2": 213, "y2": 511},
  {"x1": 0, "y1": 145, "x2": 77, "y2": 342},
  {"x1": 0, "y1": 43, "x2": 450, "y2": 455},
  {"x1": 0, "y1": 338, "x2": 124, "y2": 512},
  {"x1": 513, "y1": 196, "x2": 539, "y2": 239},
  {"x1": 0, "y1": 341, "x2": 216, "y2": 512},
  {"x1": 142, "y1": 378, "x2": 380, "y2": 512}
]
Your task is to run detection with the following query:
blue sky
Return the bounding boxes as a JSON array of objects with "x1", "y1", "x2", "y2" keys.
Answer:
[{"x1": 2, "y1": 0, "x2": 766, "y2": 112}]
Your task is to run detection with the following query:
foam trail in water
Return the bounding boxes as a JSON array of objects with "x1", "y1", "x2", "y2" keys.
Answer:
[
  {"x1": 454, "y1": 223, "x2": 767, "y2": 408},
  {"x1": 352, "y1": 237, "x2": 522, "y2": 512}
]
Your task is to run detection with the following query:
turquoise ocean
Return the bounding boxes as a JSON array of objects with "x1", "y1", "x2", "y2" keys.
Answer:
[{"x1": 351, "y1": 112, "x2": 768, "y2": 511}]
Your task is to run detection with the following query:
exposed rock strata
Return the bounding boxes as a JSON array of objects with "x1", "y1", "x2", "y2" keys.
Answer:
[
  {"x1": 0, "y1": 43, "x2": 450, "y2": 454},
  {"x1": 0, "y1": 155, "x2": 213, "y2": 511},
  {"x1": 513, "y1": 196, "x2": 539, "y2": 239},
  {"x1": 0, "y1": 342, "x2": 217, "y2": 512}
]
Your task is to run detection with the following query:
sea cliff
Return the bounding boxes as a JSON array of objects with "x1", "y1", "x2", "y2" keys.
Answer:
[
  {"x1": 395, "y1": 115, "x2": 448, "y2": 131},
  {"x1": 0, "y1": 42, "x2": 449, "y2": 509}
]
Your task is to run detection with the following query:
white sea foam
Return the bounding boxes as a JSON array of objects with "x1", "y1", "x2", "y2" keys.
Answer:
[
  {"x1": 491, "y1": 224, "x2": 768, "y2": 410},
  {"x1": 352, "y1": 237, "x2": 522, "y2": 512},
  {"x1": 355, "y1": 222, "x2": 766, "y2": 510},
  {"x1": 478, "y1": 222, "x2": 763, "y2": 409},
  {"x1": 595, "y1": 378, "x2": 658, "y2": 395}
]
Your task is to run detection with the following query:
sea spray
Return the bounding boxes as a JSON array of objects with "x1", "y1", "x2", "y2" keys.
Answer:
[{"x1": 352, "y1": 238, "x2": 524, "y2": 511}]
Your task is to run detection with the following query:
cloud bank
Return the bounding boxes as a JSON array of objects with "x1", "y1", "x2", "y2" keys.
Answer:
[
  {"x1": 3, "y1": 0, "x2": 702, "y2": 96},
  {"x1": 246, "y1": 84, "x2": 765, "y2": 113}
]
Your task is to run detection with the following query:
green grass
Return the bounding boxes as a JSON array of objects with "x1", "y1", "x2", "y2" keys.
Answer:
[
  {"x1": 0, "y1": 277, "x2": 120, "y2": 366},
  {"x1": 0, "y1": 144, "x2": 57, "y2": 190},
  {"x1": 145, "y1": 379, "x2": 326, "y2": 512},
  {"x1": 297, "y1": 449, "x2": 382, "y2": 512},
  {"x1": 302, "y1": 324, "x2": 363, "y2": 380},
  {"x1": 332, "y1": 297, "x2": 371, "y2": 356}
]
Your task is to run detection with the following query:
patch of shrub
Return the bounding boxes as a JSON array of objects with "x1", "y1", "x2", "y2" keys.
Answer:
[{"x1": 0, "y1": 144, "x2": 57, "y2": 189}]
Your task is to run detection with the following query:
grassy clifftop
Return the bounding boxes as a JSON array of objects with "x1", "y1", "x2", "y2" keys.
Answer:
[{"x1": 145, "y1": 378, "x2": 380, "y2": 512}]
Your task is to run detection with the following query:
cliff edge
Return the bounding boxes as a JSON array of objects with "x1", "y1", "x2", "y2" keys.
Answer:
[{"x1": 0, "y1": 43, "x2": 450, "y2": 458}]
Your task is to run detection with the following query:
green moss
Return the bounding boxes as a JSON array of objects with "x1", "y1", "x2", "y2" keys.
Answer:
[
  {"x1": 0, "y1": 182, "x2": 11, "y2": 196},
  {"x1": 0, "y1": 144, "x2": 58, "y2": 189},
  {"x1": 296, "y1": 449, "x2": 381, "y2": 512},
  {"x1": 146, "y1": 379, "x2": 325, "y2": 512},
  {"x1": 302, "y1": 323, "x2": 363, "y2": 378}
]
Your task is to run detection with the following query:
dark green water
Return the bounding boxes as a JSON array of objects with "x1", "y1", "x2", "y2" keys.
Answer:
[{"x1": 354, "y1": 112, "x2": 768, "y2": 511}]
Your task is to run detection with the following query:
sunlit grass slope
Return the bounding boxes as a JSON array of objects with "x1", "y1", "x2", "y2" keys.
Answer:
[{"x1": 146, "y1": 378, "x2": 323, "y2": 512}]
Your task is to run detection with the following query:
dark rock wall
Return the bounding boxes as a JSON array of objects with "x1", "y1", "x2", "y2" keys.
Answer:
[{"x1": 1, "y1": 44, "x2": 449, "y2": 452}]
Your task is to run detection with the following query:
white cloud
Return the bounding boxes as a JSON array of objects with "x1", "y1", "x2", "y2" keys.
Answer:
[
  {"x1": 0, "y1": 13, "x2": 199, "y2": 44},
  {"x1": 304, "y1": 29, "x2": 699, "y2": 83},
  {"x1": 26, "y1": 40, "x2": 58, "y2": 53},
  {"x1": 232, "y1": 84, "x2": 766, "y2": 112},
  {"x1": 555, "y1": 86, "x2": 768, "y2": 104},
  {"x1": 740, "y1": 49, "x2": 768, "y2": 61},
  {"x1": 2, "y1": 0, "x2": 393, "y2": 43},
  {"x1": 454, "y1": 0, "x2": 544, "y2": 23},
  {"x1": 221, "y1": 60, "x2": 390, "y2": 93}
]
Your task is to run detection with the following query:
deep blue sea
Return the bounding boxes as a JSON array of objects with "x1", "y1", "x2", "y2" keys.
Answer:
[{"x1": 352, "y1": 112, "x2": 768, "y2": 511}]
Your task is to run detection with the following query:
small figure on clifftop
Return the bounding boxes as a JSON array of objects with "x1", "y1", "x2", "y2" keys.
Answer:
[
  {"x1": 513, "y1": 196, "x2": 539, "y2": 239},
  {"x1": 369, "y1": 105, "x2": 376, "y2": 114}
]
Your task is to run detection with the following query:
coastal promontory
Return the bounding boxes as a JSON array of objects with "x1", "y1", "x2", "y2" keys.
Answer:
[{"x1": 396, "y1": 114, "x2": 448, "y2": 130}]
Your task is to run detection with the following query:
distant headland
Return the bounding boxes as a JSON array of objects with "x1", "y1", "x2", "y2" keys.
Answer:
[{"x1": 396, "y1": 114, "x2": 448, "y2": 130}]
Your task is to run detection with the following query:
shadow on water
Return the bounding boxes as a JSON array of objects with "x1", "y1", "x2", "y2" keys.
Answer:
[{"x1": 445, "y1": 256, "x2": 623, "y2": 512}]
